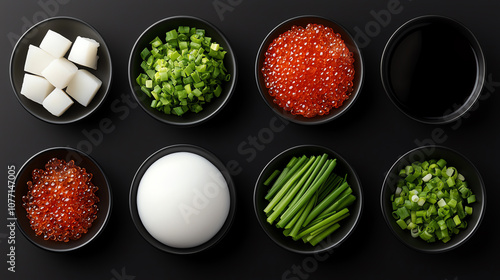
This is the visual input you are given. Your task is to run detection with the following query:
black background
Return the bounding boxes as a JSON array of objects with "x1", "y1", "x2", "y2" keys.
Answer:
[{"x1": 1, "y1": 0, "x2": 499, "y2": 279}]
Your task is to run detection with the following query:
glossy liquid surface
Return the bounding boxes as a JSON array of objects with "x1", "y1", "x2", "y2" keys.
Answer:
[{"x1": 388, "y1": 22, "x2": 477, "y2": 119}]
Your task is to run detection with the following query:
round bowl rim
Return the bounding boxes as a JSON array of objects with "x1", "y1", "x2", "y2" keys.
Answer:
[
  {"x1": 129, "y1": 144, "x2": 237, "y2": 254},
  {"x1": 14, "y1": 146, "x2": 113, "y2": 252},
  {"x1": 254, "y1": 14, "x2": 365, "y2": 125},
  {"x1": 380, "y1": 14, "x2": 486, "y2": 125},
  {"x1": 253, "y1": 144, "x2": 363, "y2": 254},
  {"x1": 127, "y1": 15, "x2": 238, "y2": 127},
  {"x1": 9, "y1": 16, "x2": 113, "y2": 125},
  {"x1": 380, "y1": 145, "x2": 487, "y2": 253}
]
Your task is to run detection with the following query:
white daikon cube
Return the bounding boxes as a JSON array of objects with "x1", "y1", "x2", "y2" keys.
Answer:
[
  {"x1": 39, "y1": 29, "x2": 72, "y2": 58},
  {"x1": 66, "y1": 69, "x2": 102, "y2": 106},
  {"x1": 68, "y1": 36, "x2": 100, "y2": 69},
  {"x1": 42, "y1": 88, "x2": 74, "y2": 117},
  {"x1": 41, "y1": 58, "x2": 78, "y2": 89},
  {"x1": 24, "y1": 45, "x2": 55, "y2": 76},
  {"x1": 20, "y1": 73, "x2": 55, "y2": 104}
]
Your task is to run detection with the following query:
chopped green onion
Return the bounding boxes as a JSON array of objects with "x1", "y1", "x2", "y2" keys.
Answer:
[
  {"x1": 390, "y1": 158, "x2": 476, "y2": 243},
  {"x1": 263, "y1": 170, "x2": 281, "y2": 186},
  {"x1": 136, "y1": 26, "x2": 230, "y2": 116}
]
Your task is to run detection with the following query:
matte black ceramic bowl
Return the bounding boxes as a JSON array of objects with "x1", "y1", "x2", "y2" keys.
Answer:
[
  {"x1": 381, "y1": 145, "x2": 486, "y2": 253},
  {"x1": 10, "y1": 16, "x2": 112, "y2": 124},
  {"x1": 253, "y1": 145, "x2": 363, "y2": 254},
  {"x1": 15, "y1": 147, "x2": 112, "y2": 252},
  {"x1": 255, "y1": 15, "x2": 364, "y2": 125},
  {"x1": 380, "y1": 15, "x2": 486, "y2": 124},
  {"x1": 128, "y1": 16, "x2": 237, "y2": 126},
  {"x1": 129, "y1": 144, "x2": 236, "y2": 254}
]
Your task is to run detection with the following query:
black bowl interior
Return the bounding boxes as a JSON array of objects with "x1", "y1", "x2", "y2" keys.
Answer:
[
  {"x1": 380, "y1": 15, "x2": 486, "y2": 124},
  {"x1": 253, "y1": 145, "x2": 363, "y2": 254},
  {"x1": 15, "y1": 147, "x2": 112, "y2": 252},
  {"x1": 129, "y1": 144, "x2": 236, "y2": 254},
  {"x1": 10, "y1": 16, "x2": 112, "y2": 124},
  {"x1": 255, "y1": 15, "x2": 364, "y2": 125},
  {"x1": 381, "y1": 145, "x2": 486, "y2": 253},
  {"x1": 128, "y1": 16, "x2": 238, "y2": 126}
]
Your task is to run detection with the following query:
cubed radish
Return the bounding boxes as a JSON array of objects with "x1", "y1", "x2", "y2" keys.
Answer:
[
  {"x1": 24, "y1": 45, "x2": 55, "y2": 76},
  {"x1": 39, "y1": 29, "x2": 72, "y2": 58},
  {"x1": 20, "y1": 73, "x2": 55, "y2": 104},
  {"x1": 42, "y1": 88, "x2": 74, "y2": 117},
  {"x1": 68, "y1": 36, "x2": 100, "y2": 69},
  {"x1": 41, "y1": 58, "x2": 78, "y2": 89},
  {"x1": 66, "y1": 69, "x2": 102, "y2": 106}
]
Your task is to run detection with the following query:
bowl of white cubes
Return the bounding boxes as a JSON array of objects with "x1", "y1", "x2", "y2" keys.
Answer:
[{"x1": 10, "y1": 16, "x2": 112, "y2": 124}]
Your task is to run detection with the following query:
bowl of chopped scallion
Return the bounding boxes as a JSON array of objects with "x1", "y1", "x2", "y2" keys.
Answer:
[
  {"x1": 253, "y1": 145, "x2": 363, "y2": 254},
  {"x1": 128, "y1": 16, "x2": 237, "y2": 126},
  {"x1": 381, "y1": 145, "x2": 486, "y2": 253}
]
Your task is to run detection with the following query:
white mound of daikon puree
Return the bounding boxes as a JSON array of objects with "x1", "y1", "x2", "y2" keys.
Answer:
[{"x1": 137, "y1": 152, "x2": 230, "y2": 248}]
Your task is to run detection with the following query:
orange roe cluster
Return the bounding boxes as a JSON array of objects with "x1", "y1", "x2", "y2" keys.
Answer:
[
  {"x1": 262, "y1": 24, "x2": 355, "y2": 117},
  {"x1": 22, "y1": 158, "x2": 99, "y2": 242}
]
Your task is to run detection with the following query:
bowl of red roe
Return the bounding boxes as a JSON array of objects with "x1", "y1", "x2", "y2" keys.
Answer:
[
  {"x1": 255, "y1": 15, "x2": 364, "y2": 125},
  {"x1": 14, "y1": 147, "x2": 112, "y2": 252}
]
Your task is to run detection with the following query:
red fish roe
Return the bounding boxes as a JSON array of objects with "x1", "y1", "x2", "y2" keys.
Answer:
[
  {"x1": 22, "y1": 158, "x2": 99, "y2": 242},
  {"x1": 262, "y1": 24, "x2": 355, "y2": 117}
]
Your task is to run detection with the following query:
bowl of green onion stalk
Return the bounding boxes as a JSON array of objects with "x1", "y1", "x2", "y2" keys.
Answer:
[
  {"x1": 128, "y1": 16, "x2": 237, "y2": 126},
  {"x1": 381, "y1": 145, "x2": 486, "y2": 253},
  {"x1": 253, "y1": 145, "x2": 363, "y2": 254}
]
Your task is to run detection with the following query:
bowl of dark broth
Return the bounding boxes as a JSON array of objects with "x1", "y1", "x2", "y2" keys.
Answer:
[{"x1": 381, "y1": 15, "x2": 485, "y2": 124}]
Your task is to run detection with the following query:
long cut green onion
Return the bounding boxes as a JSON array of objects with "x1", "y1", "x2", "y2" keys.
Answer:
[{"x1": 261, "y1": 154, "x2": 356, "y2": 246}]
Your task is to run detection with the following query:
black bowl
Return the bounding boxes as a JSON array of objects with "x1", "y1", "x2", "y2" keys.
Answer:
[
  {"x1": 380, "y1": 15, "x2": 486, "y2": 124},
  {"x1": 128, "y1": 16, "x2": 238, "y2": 126},
  {"x1": 129, "y1": 144, "x2": 236, "y2": 254},
  {"x1": 10, "y1": 16, "x2": 112, "y2": 124},
  {"x1": 253, "y1": 145, "x2": 363, "y2": 254},
  {"x1": 255, "y1": 15, "x2": 364, "y2": 125},
  {"x1": 381, "y1": 145, "x2": 486, "y2": 253},
  {"x1": 15, "y1": 147, "x2": 112, "y2": 252}
]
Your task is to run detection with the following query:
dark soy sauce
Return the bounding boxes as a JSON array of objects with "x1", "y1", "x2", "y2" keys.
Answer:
[{"x1": 388, "y1": 22, "x2": 477, "y2": 119}]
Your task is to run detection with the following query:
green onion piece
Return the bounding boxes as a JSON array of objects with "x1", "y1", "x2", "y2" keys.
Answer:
[
  {"x1": 284, "y1": 201, "x2": 307, "y2": 230},
  {"x1": 140, "y1": 48, "x2": 150, "y2": 60},
  {"x1": 288, "y1": 154, "x2": 329, "y2": 211},
  {"x1": 264, "y1": 156, "x2": 306, "y2": 201},
  {"x1": 263, "y1": 170, "x2": 281, "y2": 186},
  {"x1": 294, "y1": 208, "x2": 349, "y2": 240},
  {"x1": 265, "y1": 157, "x2": 298, "y2": 200},
  {"x1": 303, "y1": 181, "x2": 349, "y2": 227},
  {"x1": 410, "y1": 227, "x2": 421, "y2": 238},
  {"x1": 396, "y1": 219, "x2": 407, "y2": 230},
  {"x1": 309, "y1": 223, "x2": 341, "y2": 246},
  {"x1": 178, "y1": 26, "x2": 190, "y2": 34},
  {"x1": 266, "y1": 156, "x2": 318, "y2": 225},
  {"x1": 436, "y1": 159, "x2": 447, "y2": 168},
  {"x1": 390, "y1": 158, "x2": 475, "y2": 244},
  {"x1": 166, "y1": 29, "x2": 178, "y2": 41},
  {"x1": 277, "y1": 159, "x2": 337, "y2": 228},
  {"x1": 289, "y1": 195, "x2": 316, "y2": 236},
  {"x1": 262, "y1": 154, "x2": 356, "y2": 246},
  {"x1": 263, "y1": 156, "x2": 311, "y2": 214},
  {"x1": 140, "y1": 86, "x2": 151, "y2": 98},
  {"x1": 137, "y1": 26, "x2": 230, "y2": 116}
]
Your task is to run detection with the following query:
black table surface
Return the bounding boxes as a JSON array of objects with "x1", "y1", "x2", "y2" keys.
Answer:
[{"x1": 1, "y1": 0, "x2": 499, "y2": 279}]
